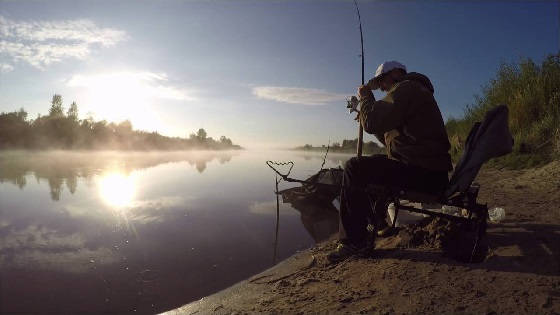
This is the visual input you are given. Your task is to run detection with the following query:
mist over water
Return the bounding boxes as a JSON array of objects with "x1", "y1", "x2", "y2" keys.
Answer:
[{"x1": 0, "y1": 149, "x2": 351, "y2": 314}]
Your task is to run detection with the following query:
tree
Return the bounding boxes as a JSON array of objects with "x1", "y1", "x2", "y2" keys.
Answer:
[
  {"x1": 220, "y1": 136, "x2": 232, "y2": 146},
  {"x1": 48, "y1": 94, "x2": 64, "y2": 117},
  {"x1": 0, "y1": 109, "x2": 31, "y2": 148},
  {"x1": 342, "y1": 139, "x2": 357, "y2": 149},
  {"x1": 16, "y1": 108, "x2": 28, "y2": 122},
  {"x1": 67, "y1": 101, "x2": 78, "y2": 121},
  {"x1": 116, "y1": 120, "x2": 133, "y2": 133},
  {"x1": 81, "y1": 114, "x2": 94, "y2": 130},
  {"x1": 196, "y1": 128, "x2": 207, "y2": 141}
]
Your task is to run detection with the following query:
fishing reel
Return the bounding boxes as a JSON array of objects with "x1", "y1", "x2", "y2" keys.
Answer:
[{"x1": 346, "y1": 95, "x2": 359, "y2": 114}]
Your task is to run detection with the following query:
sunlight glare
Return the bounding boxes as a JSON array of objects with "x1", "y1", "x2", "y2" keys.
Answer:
[
  {"x1": 68, "y1": 72, "x2": 166, "y2": 132},
  {"x1": 98, "y1": 172, "x2": 136, "y2": 208}
]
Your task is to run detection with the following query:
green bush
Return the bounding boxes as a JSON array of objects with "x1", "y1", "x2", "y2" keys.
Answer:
[{"x1": 446, "y1": 53, "x2": 560, "y2": 169}]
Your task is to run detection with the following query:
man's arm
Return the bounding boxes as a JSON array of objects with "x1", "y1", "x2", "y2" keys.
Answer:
[{"x1": 359, "y1": 81, "x2": 413, "y2": 135}]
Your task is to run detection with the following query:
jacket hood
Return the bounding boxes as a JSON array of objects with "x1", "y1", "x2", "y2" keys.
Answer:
[{"x1": 402, "y1": 72, "x2": 434, "y2": 94}]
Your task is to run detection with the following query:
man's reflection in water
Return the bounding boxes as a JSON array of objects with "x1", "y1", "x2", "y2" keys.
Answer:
[
  {"x1": 291, "y1": 199, "x2": 339, "y2": 243},
  {"x1": 272, "y1": 196, "x2": 339, "y2": 264},
  {"x1": 277, "y1": 168, "x2": 343, "y2": 245}
]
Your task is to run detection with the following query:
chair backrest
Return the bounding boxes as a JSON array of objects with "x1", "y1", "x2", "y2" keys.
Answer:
[{"x1": 444, "y1": 104, "x2": 513, "y2": 199}]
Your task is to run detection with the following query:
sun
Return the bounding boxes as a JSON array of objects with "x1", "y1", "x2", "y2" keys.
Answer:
[
  {"x1": 98, "y1": 172, "x2": 136, "y2": 208},
  {"x1": 68, "y1": 71, "x2": 164, "y2": 132}
]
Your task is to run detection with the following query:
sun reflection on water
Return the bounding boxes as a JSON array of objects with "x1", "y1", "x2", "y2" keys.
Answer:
[{"x1": 98, "y1": 172, "x2": 136, "y2": 208}]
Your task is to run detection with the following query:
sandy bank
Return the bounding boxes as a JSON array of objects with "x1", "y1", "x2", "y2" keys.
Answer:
[{"x1": 166, "y1": 162, "x2": 560, "y2": 314}]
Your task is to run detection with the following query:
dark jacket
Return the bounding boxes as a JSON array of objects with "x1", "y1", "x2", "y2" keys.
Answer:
[{"x1": 359, "y1": 72, "x2": 453, "y2": 172}]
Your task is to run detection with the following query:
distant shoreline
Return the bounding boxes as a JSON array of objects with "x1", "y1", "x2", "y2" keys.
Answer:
[
  {"x1": 292, "y1": 142, "x2": 384, "y2": 155},
  {"x1": 292, "y1": 147, "x2": 365, "y2": 154},
  {"x1": 1, "y1": 99, "x2": 243, "y2": 151},
  {"x1": 0, "y1": 146, "x2": 244, "y2": 152}
]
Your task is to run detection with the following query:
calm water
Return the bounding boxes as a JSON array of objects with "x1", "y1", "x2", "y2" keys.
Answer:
[{"x1": 0, "y1": 150, "x2": 350, "y2": 314}]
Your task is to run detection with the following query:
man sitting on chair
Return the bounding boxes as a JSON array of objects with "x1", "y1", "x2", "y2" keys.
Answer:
[{"x1": 328, "y1": 61, "x2": 453, "y2": 262}]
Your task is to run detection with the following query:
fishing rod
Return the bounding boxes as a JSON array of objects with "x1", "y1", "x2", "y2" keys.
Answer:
[
  {"x1": 354, "y1": 0, "x2": 365, "y2": 158},
  {"x1": 267, "y1": 0, "x2": 368, "y2": 184},
  {"x1": 269, "y1": 1, "x2": 367, "y2": 182},
  {"x1": 266, "y1": 1, "x2": 367, "y2": 260}
]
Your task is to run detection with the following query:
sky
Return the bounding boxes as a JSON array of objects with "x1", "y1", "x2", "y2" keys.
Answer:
[{"x1": 0, "y1": 0, "x2": 558, "y2": 148}]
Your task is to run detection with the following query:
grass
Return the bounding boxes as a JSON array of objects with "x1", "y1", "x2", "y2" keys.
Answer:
[{"x1": 446, "y1": 52, "x2": 560, "y2": 169}]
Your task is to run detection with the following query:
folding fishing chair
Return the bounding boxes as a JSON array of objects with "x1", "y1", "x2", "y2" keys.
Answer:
[{"x1": 366, "y1": 104, "x2": 513, "y2": 262}]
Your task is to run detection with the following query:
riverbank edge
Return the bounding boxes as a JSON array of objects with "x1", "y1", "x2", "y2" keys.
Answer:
[{"x1": 164, "y1": 246, "x2": 318, "y2": 314}]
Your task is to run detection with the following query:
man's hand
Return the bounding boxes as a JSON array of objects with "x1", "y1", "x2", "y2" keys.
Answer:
[
  {"x1": 356, "y1": 85, "x2": 375, "y2": 122},
  {"x1": 358, "y1": 85, "x2": 373, "y2": 100}
]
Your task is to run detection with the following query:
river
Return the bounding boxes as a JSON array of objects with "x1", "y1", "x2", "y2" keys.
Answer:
[{"x1": 0, "y1": 150, "x2": 352, "y2": 314}]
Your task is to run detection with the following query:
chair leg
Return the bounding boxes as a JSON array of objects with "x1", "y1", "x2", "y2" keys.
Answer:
[
  {"x1": 365, "y1": 194, "x2": 379, "y2": 247},
  {"x1": 469, "y1": 225, "x2": 481, "y2": 263},
  {"x1": 469, "y1": 206, "x2": 488, "y2": 263},
  {"x1": 391, "y1": 200, "x2": 400, "y2": 228},
  {"x1": 366, "y1": 194, "x2": 377, "y2": 228}
]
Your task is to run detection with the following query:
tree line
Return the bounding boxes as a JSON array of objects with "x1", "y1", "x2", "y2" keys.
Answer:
[
  {"x1": 295, "y1": 138, "x2": 382, "y2": 155},
  {"x1": 0, "y1": 94, "x2": 242, "y2": 150}
]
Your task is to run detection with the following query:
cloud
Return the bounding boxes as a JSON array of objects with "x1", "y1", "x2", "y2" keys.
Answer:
[
  {"x1": 0, "y1": 15, "x2": 127, "y2": 70},
  {"x1": 252, "y1": 86, "x2": 346, "y2": 105},
  {"x1": 0, "y1": 224, "x2": 120, "y2": 272},
  {"x1": 0, "y1": 62, "x2": 14, "y2": 73},
  {"x1": 128, "y1": 196, "x2": 192, "y2": 223},
  {"x1": 66, "y1": 71, "x2": 195, "y2": 101}
]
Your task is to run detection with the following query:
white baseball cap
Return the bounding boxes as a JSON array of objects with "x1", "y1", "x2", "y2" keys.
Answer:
[{"x1": 369, "y1": 61, "x2": 407, "y2": 89}]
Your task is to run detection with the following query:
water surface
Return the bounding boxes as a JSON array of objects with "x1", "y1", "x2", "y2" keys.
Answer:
[{"x1": 0, "y1": 150, "x2": 350, "y2": 314}]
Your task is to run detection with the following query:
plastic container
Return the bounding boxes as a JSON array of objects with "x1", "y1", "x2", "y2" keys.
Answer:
[
  {"x1": 388, "y1": 202, "x2": 425, "y2": 227},
  {"x1": 332, "y1": 198, "x2": 341, "y2": 211},
  {"x1": 441, "y1": 205, "x2": 462, "y2": 216},
  {"x1": 488, "y1": 207, "x2": 506, "y2": 222},
  {"x1": 387, "y1": 203, "x2": 399, "y2": 227},
  {"x1": 421, "y1": 203, "x2": 441, "y2": 217}
]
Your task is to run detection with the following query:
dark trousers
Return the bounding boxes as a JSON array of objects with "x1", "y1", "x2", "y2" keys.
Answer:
[{"x1": 339, "y1": 154, "x2": 449, "y2": 245}]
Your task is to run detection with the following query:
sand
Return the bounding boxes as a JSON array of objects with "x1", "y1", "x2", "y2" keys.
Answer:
[{"x1": 166, "y1": 161, "x2": 560, "y2": 314}]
